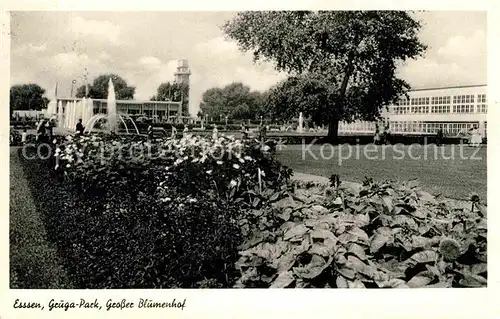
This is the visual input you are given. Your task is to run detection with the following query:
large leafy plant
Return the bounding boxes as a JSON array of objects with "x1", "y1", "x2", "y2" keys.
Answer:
[{"x1": 235, "y1": 178, "x2": 487, "y2": 288}]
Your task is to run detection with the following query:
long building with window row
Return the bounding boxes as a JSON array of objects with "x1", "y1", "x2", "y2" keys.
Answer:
[{"x1": 339, "y1": 84, "x2": 487, "y2": 137}]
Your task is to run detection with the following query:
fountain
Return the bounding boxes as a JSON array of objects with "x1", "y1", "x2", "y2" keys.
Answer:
[
  {"x1": 57, "y1": 100, "x2": 63, "y2": 128},
  {"x1": 297, "y1": 112, "x2": 304, "y2": 133},
  {"x1": 83, "y1": 78, "x2": 140, "y2": 135},
  {"x1": 107, "y1": 78, "x2": 118, "y2": 132}
]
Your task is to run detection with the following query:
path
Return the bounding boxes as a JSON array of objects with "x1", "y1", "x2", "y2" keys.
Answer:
[{"x1": 9, "y1": 147, "x2": 70, "y2": 288}]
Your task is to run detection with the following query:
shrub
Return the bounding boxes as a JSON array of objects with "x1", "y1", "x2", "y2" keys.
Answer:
[{"x1": 234, "y1": 179, "x2": 487, "y2": 288}]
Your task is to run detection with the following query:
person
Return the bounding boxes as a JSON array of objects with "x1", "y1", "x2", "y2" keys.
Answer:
[
  {"x1": 76, "y1": 119, "x2": 85, "y2": 136},
  {"x1": 259, "y1": 123, "x2": 267, "y2": 143},
  {"x1": 241, "y1": 124, "x2": 248, "y2": 139},
  {"x1": 436, "y1": 128, "x2": 444, "y2": 146},
  {"x1": 470, "y1": 126, "x2": 481, "y2": 147},
  {"x1": 147, "y1": 125, "x2": 154, "y2": 140},
  {"x1": 171, "y1": 125, "x2": 177, "y2": 138},
  {"x1": 36, "y1": 119, "x2": 46, "y2": 143},
  {"x1": 383, "y1": 124, "x2": 391, "y2": 145},
  {"x1": 46, "y1": 118, "x2": 54, "y2": 140},
  {"x1": 212, "y1": 125, "x2": 218, "y2": 139},
  {"x1": 21, "y1": 128, "x2": 28, "y2": 146}
]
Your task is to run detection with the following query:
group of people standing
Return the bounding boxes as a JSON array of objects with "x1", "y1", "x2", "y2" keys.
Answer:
[{"x1": 35, "y1": 118, "x2": 55, "y2": 143}]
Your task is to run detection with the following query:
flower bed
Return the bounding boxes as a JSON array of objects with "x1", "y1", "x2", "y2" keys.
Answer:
[
  {"x1": 234, "y1": 178, "x2": 487, "y2": 288},
  {"x1": 17, "y1": 132, "x2": 487, "y2": 288},
  {"x1": 19, "y1": 133, "x2": 292, "y2": 288}
]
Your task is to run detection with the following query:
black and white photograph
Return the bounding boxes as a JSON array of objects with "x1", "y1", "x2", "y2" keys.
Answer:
[{"x1": 7, "y1": 9, "x2": 489, "y2": 295}]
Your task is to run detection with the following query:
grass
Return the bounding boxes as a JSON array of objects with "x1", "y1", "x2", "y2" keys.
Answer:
[
  {"x1": 276, "y1": 144, "x2": 487, "y2": 202},
  {"x1": 9, "y1": 147, "x2": 72, "y2": 288}
]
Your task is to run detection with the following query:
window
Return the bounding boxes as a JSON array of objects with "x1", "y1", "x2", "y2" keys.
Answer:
[
  {"x1": 452, "y1": 94, "x2": 475, "y2": 113},
  {"x1": 476, "y1": 94, "x2": 487, "y2": 113}
]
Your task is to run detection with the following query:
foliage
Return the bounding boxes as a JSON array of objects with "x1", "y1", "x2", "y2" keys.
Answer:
[
  {"x1": 10, "y1": 84, "x2": 48, "y2": 113},
  {"x1": 199, "y1": 82, "x2": 267, "y2": 120},
  {"x1": 223, "y1": 11, "x2": 427, "y2": 139},
  {"x1": 75, "y1": 74, "x2": 135, "y2": 100},
  {"x1": 19, "y1": 133, "x2": 292, "y2": 288},
  {"x1": 234, "y1": 178, "x2": 487, "y2": 288},
  {"x1": 151, "y1": 81, "x2": 189, "y2": 115}
]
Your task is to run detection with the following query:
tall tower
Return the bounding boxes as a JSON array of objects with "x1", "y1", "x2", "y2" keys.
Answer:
[
  {"x1": 174, "y1": 59, "x2": 191, "y2": 85},
  {"x1": 173, "y1": 59, "x2": 191, "y2": 117}
]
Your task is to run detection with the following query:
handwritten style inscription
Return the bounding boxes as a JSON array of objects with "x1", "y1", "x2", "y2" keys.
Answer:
[{"x1": 13, "y1": 298, "x2": 187, "y2": 311}]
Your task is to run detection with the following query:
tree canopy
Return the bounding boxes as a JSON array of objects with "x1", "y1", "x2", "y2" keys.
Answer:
[
  {"x1": 223, "y1": 11, "x2": 427, "y2": 140},
  {"x1": 151, "y1": 81, "x2": 189, "y2": 115},
  {"x1": 76, "y1": 74, "x2": 135, "y2": 100},
  {"x1": 10, "y1": 84, "x2": 48, "y2": 114},
  {"x1": 199, "y1": 82, "x2": 266, "y2": 120}
]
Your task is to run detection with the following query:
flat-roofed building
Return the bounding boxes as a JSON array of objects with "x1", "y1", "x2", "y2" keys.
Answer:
[
  {"x1": 55, "y1": 97, "x2": 185, "y2": 123},
  {"x1": 339, "y1": 84, "x2": 488, "y2": 137}
]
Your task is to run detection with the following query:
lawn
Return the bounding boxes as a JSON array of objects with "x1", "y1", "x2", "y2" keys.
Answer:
[
  {"x1": 276, "y1": 143, "x2": 487, "y2": 201},
  {"x1": 9, "y1": 147, "x2": 72, "y2": 288}
]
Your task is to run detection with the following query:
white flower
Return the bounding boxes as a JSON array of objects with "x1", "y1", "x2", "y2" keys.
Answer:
[
  {"x1": 55, "y1": 148, "x2": 61, "y2": 154},
  {"x1": 260, "y1": 171, "x2": 266, "y2": 177},
  {"x1": 53, "y1": 139, "x2": 57, "y2": 144},
  {"x1": 206, "y1": 170, "x2": 212, "y2": 174},
  {"x1": 229, "y1": 180, "x2": 237, "y2": 188},
  {"x1": 66, "y1": 164, "x2": 71, "y2": 168},
  {"x1": 233, "y1": 164, "x2": 240, "y2": 169},
  {"x1": 188, "y1": 198, "x2": 197, "y2": 203},
  {"x1": 263, "y1": 145, "x2": 271, "y2": 151},
  {"x1": 239, "y1": 158, "x2": 245, "y2": 163},
  {"x1": 244, "y1": 156, "x2": 253, "y2": 161},
  {"x1": 217, "y1": 160, "x2": 223, "y2": 165}
]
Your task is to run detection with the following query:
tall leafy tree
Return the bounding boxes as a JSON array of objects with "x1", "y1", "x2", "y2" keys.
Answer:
[
  {"x1": 151, "y1": 81, "x2": 189, "y2": 115},
  {"x1": 75, "y1": 74, "x2": 135, "y2": 100},
  {"x1": 223, "y1": 11, "x2": 427, "y2": 141},
  {"x1": 199, "y1": 82, "x2": 266, "y2": 120},
  {"x1": 10, "y1": 84, "x2": 48, "y2": 115}
]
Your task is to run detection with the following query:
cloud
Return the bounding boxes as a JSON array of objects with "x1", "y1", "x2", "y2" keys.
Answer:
[
  {"x1": 126, "y1": 58, "x2": 178, "y2": 100},
  {"x1": 13, "y1": 43, "x2": 47, "y2": 55},
  {"x1": 437, "y1": 29, "x2": 486, "y2": 62},
  {"x1": 195, "y1": 36, "x2": 240, "y2": 58},
  {"x1": 138, "y1": 56, "x2": 162, "y2": 67},
  {"x1": 397, "y1": 29, "x2": 486, "y2": 88},
  {"x1": 99, "y1": 51, "x2": 111, "y2": 61},
  {"x1": 69, "y1": 16, "x2": 121, "y2": 44}
]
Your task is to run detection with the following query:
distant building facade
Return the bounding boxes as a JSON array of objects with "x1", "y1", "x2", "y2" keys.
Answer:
[
  {"x1": 56, "y1": 97, "x2": 185, "y2": 123},
  {"x1": 339, "y1": 84, "x2": 487, "y2": 137}
]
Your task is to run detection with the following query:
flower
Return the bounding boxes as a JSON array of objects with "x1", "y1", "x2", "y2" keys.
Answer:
[
  {"x1": 229, "y1": 180, "x2": 237, "y2": 188},
  {"x1": 66, "y1": 164, "x2": 71, "y2": 168},
  {"x1": 188, "y1": 198, "x2": 197, "y2": 203},
  {"x1": 233, "y1": 164, "x2": 240, "y2": 169},
  {"x1": 244, "y1": 156, "x2": 253, "y2": 161},
  {"x1": 206, "y1": 170, "x2": 212, "y2": 174},
  {"x1": 217, "y1": 160, "x2": 223, "y2": 165}
]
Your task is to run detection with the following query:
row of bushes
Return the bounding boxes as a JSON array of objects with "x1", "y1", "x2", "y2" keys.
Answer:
[{"x1": 19, "y1": 133, "x2": 292, "y2": 288}]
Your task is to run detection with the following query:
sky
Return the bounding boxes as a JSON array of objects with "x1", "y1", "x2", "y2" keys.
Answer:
[{"x1": 10, "y1": 11, "x2": 487, "y2": 116}]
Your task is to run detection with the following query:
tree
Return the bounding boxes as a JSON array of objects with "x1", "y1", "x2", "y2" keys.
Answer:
[
  {"x1": 199, "y1": 82, "x2": 266, "y2": 120},
  {"x1": 223, "y1": 11, "x2": 427, "y2": 142},
  {"x1": 75, "y1": 74, "x2": 135, "y2": 100},
  {"x1": 10, "y1": 84, "x2": 47, "y2": 115},
  {"x1": 151, "y1": 81, "x2": 190, "y2": 116}
]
